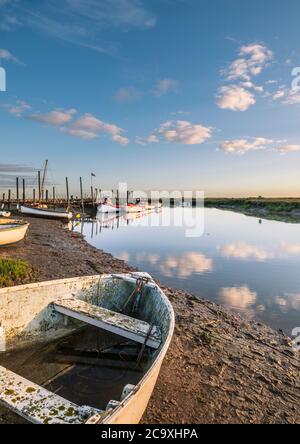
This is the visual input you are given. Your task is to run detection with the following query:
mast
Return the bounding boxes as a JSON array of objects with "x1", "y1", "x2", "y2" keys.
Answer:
[{"x1": 41, "y1": 159, "x2": 48, "y2": 200}]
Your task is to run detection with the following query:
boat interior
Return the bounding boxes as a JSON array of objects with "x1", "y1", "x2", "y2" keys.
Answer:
[{"x1": 0, "y1": 273, "x2": 173, "y2": 424}]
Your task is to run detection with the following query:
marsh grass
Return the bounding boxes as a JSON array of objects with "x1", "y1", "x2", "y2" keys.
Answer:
[{"x1": 0, "y1": 258, "x2": 32, "y2": 287}]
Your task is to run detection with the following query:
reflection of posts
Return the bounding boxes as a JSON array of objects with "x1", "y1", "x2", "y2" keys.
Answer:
[
  {"x1": 0, "y1": 67, "x2": 6, "y2": 92},
  {"x1": 292, "y1": 327, "x2": 300, "y2": 352}
]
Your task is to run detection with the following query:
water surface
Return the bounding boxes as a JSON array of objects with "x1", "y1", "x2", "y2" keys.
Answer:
[{"x1": 75, "y1": 208, "x2": 300, "y2": 333}]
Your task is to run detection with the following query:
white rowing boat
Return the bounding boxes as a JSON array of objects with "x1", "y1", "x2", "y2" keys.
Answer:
[
  {"x1": 97, "y1": 204, "x2": 123, "y2": 214},
  {"x1": 0, "y1": 272, "x2": 174, "y2": 424},
  {"x1": 0, "y1": 219, "x2": 29, "y2": 246},
  {"x1": 20, "y1": 205, "x2": 73, "y2": 220},
  {"x1": 0, "y1": 211, "x2": 11, "y2": 217}
]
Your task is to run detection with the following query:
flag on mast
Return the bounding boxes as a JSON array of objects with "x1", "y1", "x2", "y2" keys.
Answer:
[{"x1": 91, "y1": 173, "x2": 96, "y2": 177}]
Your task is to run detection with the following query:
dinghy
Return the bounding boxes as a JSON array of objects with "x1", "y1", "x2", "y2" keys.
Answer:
[
  {"x1": 0, "y1": 219, "x2": 29, "y2": 246},
  {"x1": 0, "y1": 272, "x2": 174, "y2": 424},
  {"x1": 20, "y1": 205, "x2": 73, "y2": 220},
  {"x1": 98, "y1": 203, "x2": 123, "y2": 214},
  {"x1": 98, "y1": 197, "x2": 124, "y2": 214},
  {"x1": 0, "y1": 211, "x2": 11, "y2": 217}
]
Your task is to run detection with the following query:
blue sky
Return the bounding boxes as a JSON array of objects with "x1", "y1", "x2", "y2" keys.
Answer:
[{"x1": 1, "y1": 0, "x2": 300, "y2": 196}]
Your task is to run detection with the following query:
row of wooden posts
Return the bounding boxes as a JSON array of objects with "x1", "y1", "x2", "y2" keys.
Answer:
[{"x1": 1, "y1": 176, "x2": 135, "y2": 213}]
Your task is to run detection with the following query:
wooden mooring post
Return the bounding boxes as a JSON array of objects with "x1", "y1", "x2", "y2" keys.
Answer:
[
  {"x1": 80, "y1": 177, "x2": 84, "y2": 214},
  {"x1": 8, "y1": 189, "x2": 11, "y2": 210},
  {"x1": 38, "y1": 171, "x2": 41, "y2": 202},
  {"x1": 16, "y1": 177, "x2": 19, "y2": 205},
  {"x1": 66, "y1": 177, "x2": 70, "y2": 208},
  {"x1": 22, "y1": 179, "x2": 25, "y2": 204}
]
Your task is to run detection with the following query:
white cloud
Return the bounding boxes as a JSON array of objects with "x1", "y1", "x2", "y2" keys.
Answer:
[
  {"x1": 159, "y1": 252, "x2": 213, "y2": 278},
  {"x1": 220, "y1": 137, "x2": 274, "y2": 155},
  {"x1": 219, "y1": 286, "x2": 257, "y2": 310},
  {"x1": 154, "y1": 78, "x2": 179, "y2": 97},
  {"x1": 65, "y1": 0, "x2": 156, "y2": 29},
  {"x1": 3, "y1": 100, "x2": 129, "y2": 146},
  {"x1": 227, "y1": 44, "x2": 272, "y2": 81},
  {"x1": 272, "y1": 89, "x2": 286, "y2": 100},
  {"x1": 275, "y1": 293, "x2": 300, "y2": 311},
  {"x1": 114, "y1": 86, "x2": 143, "y2": 103},
  {"x1": 0, "y1": 48, "x2": 20, "y2": 64},
  {"x1": 0, "y1": 14, "x2": 20, "y2": 31},
  {"x1": 281, "y1": 243, "x2": 300, "y2": 254},
  {"x1": 157, "y1": 120, "x2": 212, "y2": 145},
  {"x1": 4, "y1": 0, "x2": 156, "y2": 55},
  {"x1": 221, "y1": 243, "x2": 272, "y2": 261},
  {"x1": 274, "y1": 144, "x2": 300, "y2": 154},
  {"x1": 60, "y1": 127, "x2": 97, "y2": 140},
  {"x1": 216, "y1": 86, "x2": 256, "y2": 111},
  {"x1": 29, "y1": 109, "x2": 77, "y2": 126},
  {"x1": 218, "y1": 43, "x2": 272, "y2": 111},
  {"x1": 136, "y1": 134, "x2": 159, "y2": 145},
  {"x1": 284, "y1": 91, "x2": 300, "y2": 105},
  {"x1": 4, "y1": 100, "x2": 31, "y2": 117},
  {"x1": 67, "y1": 113, "x2": 129, "y2": 145}
]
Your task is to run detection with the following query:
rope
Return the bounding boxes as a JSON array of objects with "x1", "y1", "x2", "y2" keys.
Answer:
[
  {"x1": 136, "y1": 324, "x2": 154, "y2": 368},
  {"x1": 120, "y1": 276, "x2": 149, "y2": 314}
]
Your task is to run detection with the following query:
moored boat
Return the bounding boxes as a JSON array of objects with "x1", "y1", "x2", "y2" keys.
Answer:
[
  {"x1": 0, "y1": 219, "x2": 29, "y2": 246},
  {"x1": 20, "y1": 205, "x2": 73, "y2": 220},
  {"x1": 0, "y1": 272, "x2": 174, "y2": 424},
  {"x1": 0, "y1": 211, "x2": 11, "y2": 217},
  {"x1": 97, "y1": 203, "x2": 123, "y2": 214}
]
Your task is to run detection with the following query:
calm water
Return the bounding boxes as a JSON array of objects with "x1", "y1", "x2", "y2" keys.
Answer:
[{"x1": 75, "y1": 208, "x2": 300, "y2": 333}]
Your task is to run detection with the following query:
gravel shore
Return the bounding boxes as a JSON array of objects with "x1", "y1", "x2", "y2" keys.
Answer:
[{"x1": 1, "y1": 217, "x2": 300, "y2": 424}]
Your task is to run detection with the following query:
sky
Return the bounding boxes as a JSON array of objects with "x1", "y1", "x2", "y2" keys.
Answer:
[{"x1": 1, "y1": 0, "x2": 300, "y2": 197}]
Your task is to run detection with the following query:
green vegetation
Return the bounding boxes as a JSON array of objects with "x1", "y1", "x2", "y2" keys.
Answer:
[
  {"x1": 0, "y1": 258, "x2": 32, "y2": 287},
  {"x1": 205, "y1": 198, "x2": 300, "y2": 223}
]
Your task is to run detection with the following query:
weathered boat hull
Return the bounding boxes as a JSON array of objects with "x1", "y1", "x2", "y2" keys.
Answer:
[
  {"x1": 0, "y1": 273, "x2": 174, "y2": 424},
  {"x1": 0, "y1": 219, "x2": 29, "y2": 246},
  {"x1": 20, "y1": 205, "x2": 73, "y2": 220}
]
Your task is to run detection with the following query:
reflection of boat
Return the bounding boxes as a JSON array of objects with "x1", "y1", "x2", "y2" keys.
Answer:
[
  {"x1": 0, "y1": 272, "x2": 174, "y2": 424},
  {"x1": 97, "y1": 214, "x2": 122, "y2": 228},
  {"x1": 20, "y1": 205, "x2": 73, "y2": 220},
  {"x1": 125, "y1": 204, "x2": 145, "y2": 213},
  {"x1": 0, "y1": 211, "x2": 11, "y2": 218},
  {"x1": 0, "y1": 219, "x2": 29, "y2": 246},
  {"x1": 98, "y1": 202, "x2": 144, "y2": 214}
]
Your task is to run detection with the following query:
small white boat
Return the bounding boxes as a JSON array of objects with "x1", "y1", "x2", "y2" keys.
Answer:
[
  {"x1": 0, "y1": 219, "x2": 29, "y2": 246},
  {"x1": 20, "y1": 205, "x2": 73, "y2": 220},
  {"x1": 0, "y1": 272, "x2": 174, "y2": 424},
  {"x1": 97, "y1": 204, "x2": 123, "y2": 214},
  {"x1": 0, "y1": 211, "x2": 11, "y2": 218}
]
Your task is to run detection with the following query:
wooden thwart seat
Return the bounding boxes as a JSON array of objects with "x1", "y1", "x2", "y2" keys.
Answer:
[
  {"x1": 53, "y1": 298, "x2": 162, "y2": 349},
  {"x1": 0, "y1": 366, "x2": 100, "y2": 424}
]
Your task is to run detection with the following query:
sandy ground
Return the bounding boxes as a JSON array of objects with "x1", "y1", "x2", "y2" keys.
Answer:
[{"x1": 1, "y1": 216, "x2": 300, "y2": 424}]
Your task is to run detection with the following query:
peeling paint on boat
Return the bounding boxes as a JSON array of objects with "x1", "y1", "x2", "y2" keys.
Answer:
[{"x1": 0, "y1": 273, "x2": 174, "y2": 424}]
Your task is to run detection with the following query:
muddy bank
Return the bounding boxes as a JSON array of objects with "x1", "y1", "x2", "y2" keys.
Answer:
[
  {"x1": 0, "y1": 217, "x2": 300, "y2": 424},
  {"x1": 205, "y1": 198, "x2": 300, "y2": 223}
]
